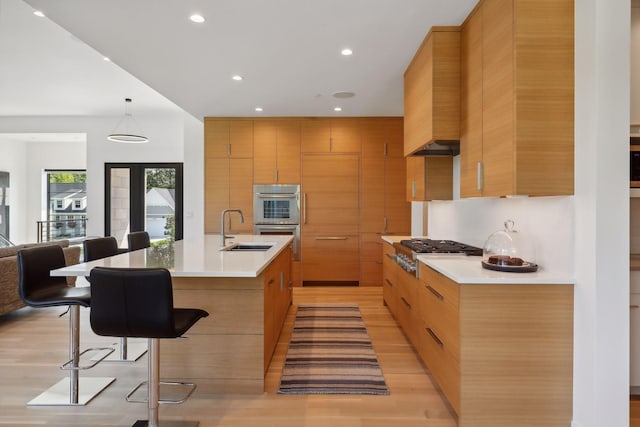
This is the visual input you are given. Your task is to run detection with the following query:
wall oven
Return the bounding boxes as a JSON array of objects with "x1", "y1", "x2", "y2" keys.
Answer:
[
  {"x1": 253, "y1": 184, "x2": 300, "y2": 225},
  {"x1": 254, "y1": 184, "x2": 300, "y2": 260}
]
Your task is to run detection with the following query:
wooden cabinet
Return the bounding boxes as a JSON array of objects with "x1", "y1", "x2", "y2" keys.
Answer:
[
  {"x1": 254, "y1": 120, "x2": 301, "y2": 184},
  {"x1": 360, "y1": 118, "x2": 410, "y2": 286},
  {"x1": 301, "y1": 154, "x2": 359, "y2": 283},
  {"x1": 204, "y1": 119, "x2": 254, "y2": 233},
  {"x1": 382, "y1": 243, "x2": 399, "y2": 316},
  {"x1": 301, "y1": 118, "x2": 361, "y2": 153},
  {"x1": 413, "y1": 262, "x2": 573, "y2": 426},
  {"x1": 406, "y1": 156, "x2": 453, "y2": 202},
  {"x1": 263, "y1": 245, "x2": 292, "y2": 372},
  {"x1": 404, "y1": 27, "x2": 460, "y2": 156},
  {"x1": 459, "y1": 0, "x2": 574, "y2": 197}
]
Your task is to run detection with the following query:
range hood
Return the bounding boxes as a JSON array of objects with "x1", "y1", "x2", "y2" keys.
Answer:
[{"x1": 410, "y1": 140, "x2": 460, "y2": 156}]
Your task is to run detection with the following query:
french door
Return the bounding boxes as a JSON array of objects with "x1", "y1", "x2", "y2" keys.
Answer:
[{"x1": 105, "y1": 163, "x2": 183, "y2": 248}]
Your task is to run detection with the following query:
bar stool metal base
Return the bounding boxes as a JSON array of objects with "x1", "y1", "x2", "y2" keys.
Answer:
[
  {"x1": 92, "y1": 339, "x2": 148, "y2": 362},
  {"x1": 132, "y1": 421, "x2": 198, "y2": 427},
  {"x1": 27, "y1": 377, "x2": 115, "y2": 406}
]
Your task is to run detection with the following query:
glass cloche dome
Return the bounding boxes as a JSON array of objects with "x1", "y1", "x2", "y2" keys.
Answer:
[{"x1": 481, "y1": 219, "x2": 538, "y2": 272}]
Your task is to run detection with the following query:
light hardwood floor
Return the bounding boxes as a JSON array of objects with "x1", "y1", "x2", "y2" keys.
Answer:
[{"x1": 0, "y1": 286, "x2": 457, "y2": 427}]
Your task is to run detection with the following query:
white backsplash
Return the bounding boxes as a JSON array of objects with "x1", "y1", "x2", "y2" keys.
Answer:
[{"x1": 425, "y1": 195, "x2": 574, "y2": 276}]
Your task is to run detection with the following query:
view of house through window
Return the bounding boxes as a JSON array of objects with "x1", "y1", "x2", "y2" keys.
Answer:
[
  {"x1": 105, "y1": 163, "x2": 183, "y2": 249},
  {"x1": 40, "y1": 170, "x2": 87, "y2": 242}
]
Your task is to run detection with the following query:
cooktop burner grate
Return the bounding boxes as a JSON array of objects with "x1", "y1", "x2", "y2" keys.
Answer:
[{"x1": 400, "y1": 239, "x2": 483, "y2": 256}]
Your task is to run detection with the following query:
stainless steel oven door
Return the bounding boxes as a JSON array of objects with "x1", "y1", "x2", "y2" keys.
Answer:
[
  {"x1": 254, "y1": 224, "x2": 300, "y2": 261},
  {"x1": 253, "y1": 184, "x2": 300, "y2": 224}
]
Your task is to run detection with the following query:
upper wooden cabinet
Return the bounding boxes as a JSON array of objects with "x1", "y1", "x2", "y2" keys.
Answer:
[
  {"x1": 459, "y1": 0, "x2": 574, "y2": 197},
  {"x1": 406, "y1": 156, "x2": 453, "y2": 202},
  {"x1": 205, "y1": 119, "x2": 253, "y2": 158},
  {"x1": 404, "y1": 27, "x2": 461, "y2": 156},
  {"x1": 254, "y1": 120, "x2": 301, "y2": 184},
  {"x1": 301, "y1": 118, "x2": 361, "y2": 153}
]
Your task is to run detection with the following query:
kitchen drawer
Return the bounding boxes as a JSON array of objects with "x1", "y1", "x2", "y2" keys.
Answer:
[
  {"x1": 632, "y1": 270, "x2": 640, "y2": 294},
  {"x1": 302, "y1": 234, "x2": 359, "y2": 281},
  {"x1": 383, "y1": 273, "x2": 399, "y2": 318},
  {"x1": 417, "y1": 281, "x2": 460, "y2": 363},
  {"x1": 396, "y1": 269, "x2": 419, "y2": 345},
  {"x1": 632, "y1": 293, "x2": 640, "y2": 386},
  {"x1": 416, "y1": 320, "x2": 461, "y2": 413},
  {"x1": 419, "y1": 263, "x2": 460, "y2": 308}
]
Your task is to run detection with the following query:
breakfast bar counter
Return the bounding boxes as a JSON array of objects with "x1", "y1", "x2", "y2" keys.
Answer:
[{"x1": 53, "y1": 234, "x2": 294, "y2": 394}]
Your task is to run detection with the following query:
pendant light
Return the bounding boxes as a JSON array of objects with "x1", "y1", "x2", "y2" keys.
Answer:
[{"x1": 107, "y1": 98, "x2": 149, "y2": 143}]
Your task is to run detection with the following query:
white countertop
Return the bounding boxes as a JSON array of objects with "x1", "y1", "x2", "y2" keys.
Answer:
[
  {"x1": 417, "y1": 254, "x2": 573, "y2": 285},
  {"x1": 52, "y1": 234, "x2": 293, "y2": 278}
]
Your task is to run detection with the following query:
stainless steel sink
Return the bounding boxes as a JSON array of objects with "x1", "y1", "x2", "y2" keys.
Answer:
[{"x1": 221, "y1": 242, "x2": 274, "y2": 252}]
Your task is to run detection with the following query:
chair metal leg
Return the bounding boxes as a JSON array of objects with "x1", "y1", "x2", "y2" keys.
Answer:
[
  {"x1": 131, "y1": 338, "x2": 198, "y2": 427},
  {"x1": 27, "y1": 306, "x2": 115, "y2": 406},
  {"x1": 91, "y1": 337, "x2": 148, "y2": 363}
]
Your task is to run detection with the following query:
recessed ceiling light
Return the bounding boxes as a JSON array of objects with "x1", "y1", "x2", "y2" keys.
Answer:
[
  {"x1": 341, "y1": 48, "x2": 353, "y2": 56},
  {"x1": 189, "y1": 14, "x2": 205, "y2": 23},
  {"x1": 255, "y1": 107, "x2": 263, "y2": 112},
  {"x1": 232, "y1": 75, "x2": 243, "y2": 81},
  {"x1": 334, "y1": 107, "x2": 342, "y2": 112},
  {"x1": 103, "y1": 57, "x2": 111, "y2": 62},
  {"x1": 33, "y1": 10, "x2": 45, "y2": 17}
]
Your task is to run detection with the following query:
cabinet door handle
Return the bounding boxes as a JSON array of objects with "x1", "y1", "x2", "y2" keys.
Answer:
[
  {"x1": 315, "y1": 236, "x2": 348, "y2": 240},
  {"x1": 330, "y1": 137, "x2": 333, "y2": 152},
  {"x1": 426, "y1": 328, "x2": 443, "y2": 348},
  {"x1": 280, "y1": 272, "x2": 284, "y2": 292},
  {"x1": 383, "y1": 216, "x2": 388, "y2": 232},
  {"x1": 412, "y1": 180, "x2": 416, "y2": 198},
  {"x1": 383, "y1": 143, "x2": 387, "y2": 157},
  {"x1": 228, "y1": 143, "x2": 231, "y2": 157},
  {"x1": 426, "y1": 285, "x2": 444, "y2": 301},
  {"x1": 632, "y1": 305, "x2": 640, "y2": 309},
  {"x1": 477, "y1": 161, "x2": 483, "y2": 191},
  {"x1": 385, "y1": 278, "x2": 394, "y2": 288},
  {"x1": 275, "y1": 169, "x2": 279, "y2": 183},
  {"x1": 401, "y1": 296, "x2": 411, "y2": 310},
  {"x1": 303, "y1": 193, "x2": 307, "y2": 224}
]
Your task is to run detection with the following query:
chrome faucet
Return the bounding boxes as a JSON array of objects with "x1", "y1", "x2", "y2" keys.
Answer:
[{"x1": 221, "y1": 209, "x2": 244, "y2": 247}]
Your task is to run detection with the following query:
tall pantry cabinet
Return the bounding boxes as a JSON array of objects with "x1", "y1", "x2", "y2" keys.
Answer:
[{"x1": 360, "y1": 118, "x2": 410, "y2": 286}]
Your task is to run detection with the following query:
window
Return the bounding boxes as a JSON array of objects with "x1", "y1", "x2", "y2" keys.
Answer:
[
  {"x1": 74, "y1": 200, "x2": 82, "y2": 209},
  {"x1": 56, "y1": 200, "x2": 63, "y2": 209}
]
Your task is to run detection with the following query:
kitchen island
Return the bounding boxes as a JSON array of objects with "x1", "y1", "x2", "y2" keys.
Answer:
[{"x1": 53, "y1": 234, "x2": 294, "y2": 394}]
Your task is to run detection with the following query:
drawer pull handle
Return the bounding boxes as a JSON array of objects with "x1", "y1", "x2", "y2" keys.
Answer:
[
  {"x1": 426, "y1": 327, "x2": 443, "y2": 348},
  {"x1": 426, "y1": 285, "x2": 444, "y2": 301},
  {"x1": 632, "y1": 305, "x2": 640, "y2": 309},
  {"x1": 385, "y1": 278, "x2": 394, "y2": 287},
  {"x1": 315, "y1": 236, "x2": 348, "y2": 240},
  {"x1": 401, "y1": 296, "x2": 411, "y2": 310}
]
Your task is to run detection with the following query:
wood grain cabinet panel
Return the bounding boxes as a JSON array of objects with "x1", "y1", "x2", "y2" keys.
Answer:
[
  {"x1": 406, "y1": 156, "x2": 453, "y2": 202},
  {"x1": 254, "y1": 120, "x2": 301, "y2": 184},
  {"x1": 412, "y1": 262, "x2": 574, "y2": 426},
  {"x1": 404, "y1": 27, "x2": 461, "y2": 156},
  {"x1": 459, "y1": 0, "x2": 574, "y2": 197}
]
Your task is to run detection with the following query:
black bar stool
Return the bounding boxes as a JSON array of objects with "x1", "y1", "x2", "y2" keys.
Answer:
[
  {"x1": 89, "y1": 267, "x2": 208, "y2": 427},
  {"x1": 84, "y1": 237, "x2": 147, "y2": 362},
  {"x1": 18, "y1": 245, "x2": 115, "y2": 406},
  {"x1": 127, "y1": 231, "x2": 151, "y2": 252}
]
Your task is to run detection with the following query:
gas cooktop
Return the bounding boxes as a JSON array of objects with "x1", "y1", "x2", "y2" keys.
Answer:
[{"x1": 400, "y1": 239, "x2": 483, "y2": 256}]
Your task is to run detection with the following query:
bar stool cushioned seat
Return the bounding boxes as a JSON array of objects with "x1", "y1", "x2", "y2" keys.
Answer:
[
  {"x1": 84, "y1": 237, "x2": 146, "y2": 362},
  {"x1": 127, "y1": 231, "x2": 151, "y2": 252},
  {"x1": 89, "y1": 267, "x2": 208, "y2": 427},
  {"x1": 18, "y1": 245, "x2": 114, "y2": 406}
]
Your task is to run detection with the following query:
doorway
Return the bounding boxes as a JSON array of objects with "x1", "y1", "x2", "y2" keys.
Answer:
[{"x1": 105, "y1": 163, "x2": 183, "y2": 248}]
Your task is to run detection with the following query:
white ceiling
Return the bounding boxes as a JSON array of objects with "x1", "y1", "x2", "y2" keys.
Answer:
[{"x1": 8, "y1": 0, "x2": 478, "y2": 120}]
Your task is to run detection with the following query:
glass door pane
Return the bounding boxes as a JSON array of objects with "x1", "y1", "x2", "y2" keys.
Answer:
[
  {"x1": 144, "y1": 167, "x2": 176, "y2": 245},
  {"x1": 109, "y1": 167, "x2": 131, "y2": 249},
  {"x1": 0, "y1": 171, "x2": 9, "y2": 243}
]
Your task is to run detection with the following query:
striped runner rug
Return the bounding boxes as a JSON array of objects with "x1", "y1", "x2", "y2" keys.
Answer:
[{"x1": 278, "y1": 304, "x2": 389, "y2": 395}]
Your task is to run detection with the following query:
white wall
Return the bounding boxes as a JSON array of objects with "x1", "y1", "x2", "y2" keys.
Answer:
[
  {"x1": 182, "y1": 112, "x2": 204, "y2": 239},
  {"x1": 631, "y1": 6, "x2": 640, "y2": 124},
  {"x1": 0, "y1": 140, "x2": 27, "y2": 243},
  {"x1": 0, "y1": 114, "x2": 189, "y2": 240}
]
